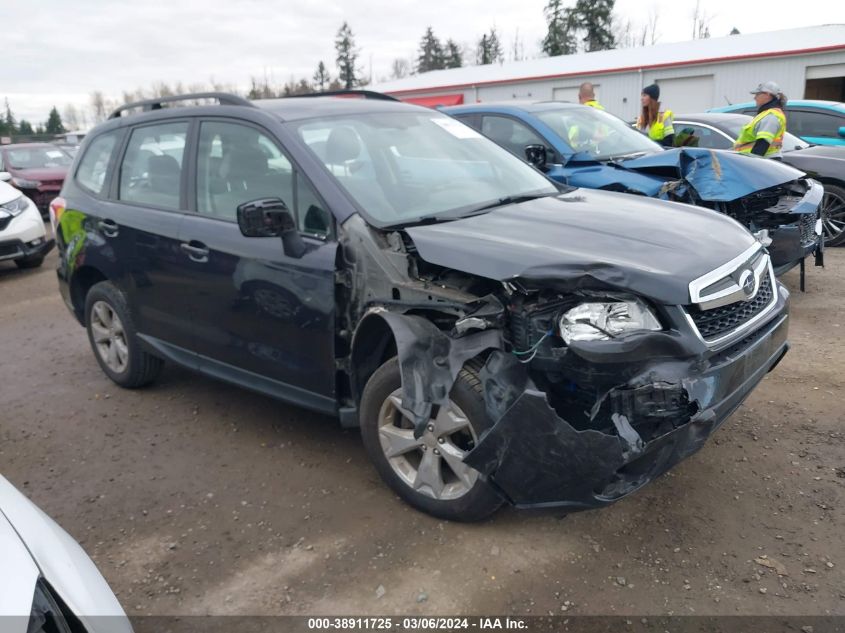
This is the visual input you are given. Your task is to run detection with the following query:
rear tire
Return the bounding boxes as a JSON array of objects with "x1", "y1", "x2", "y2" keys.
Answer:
[
  {"x1": 84, "y1": 281, "x2": 163, "y2": 388},
  {"x1": 360, "y1": 357, "x2": 503, "y2": 522}
]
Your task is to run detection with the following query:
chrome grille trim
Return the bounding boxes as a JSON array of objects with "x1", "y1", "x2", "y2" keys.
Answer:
[{"x1": 684, "y1": 257, "x2": 779, "y2": 351}]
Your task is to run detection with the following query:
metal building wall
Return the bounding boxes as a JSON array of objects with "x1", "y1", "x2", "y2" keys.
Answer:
[{"x1": 400, "y1": 50, "x2": 845, "y2": 120}]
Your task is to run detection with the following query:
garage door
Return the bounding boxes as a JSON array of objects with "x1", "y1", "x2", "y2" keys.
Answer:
[{"x1": 653, "y1": 75, "x2": 715, "y2": 113}]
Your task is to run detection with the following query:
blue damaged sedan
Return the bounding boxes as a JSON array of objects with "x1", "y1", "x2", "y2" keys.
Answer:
[{"x1": 444, "y1": 101, "x2": 824, "y2": 278}]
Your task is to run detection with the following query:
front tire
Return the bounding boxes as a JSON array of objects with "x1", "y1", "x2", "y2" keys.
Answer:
[
  {"x1": 84, "y1": 281, "x2": 163, "y2": 388},
  {"x1": 360, "y1": 357, "x2": 503, "y2": 521},
  {"x1": 821, "y1": 183, "x2": 845, "y2": 247}
]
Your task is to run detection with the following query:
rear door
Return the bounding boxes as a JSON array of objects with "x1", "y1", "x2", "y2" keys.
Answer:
[
  {"x1": 108, "y1": 120, "x2": 195, "y2": 353},
  {"x1": 177, "y1": 118, "x2": 337, "y2": 407}
]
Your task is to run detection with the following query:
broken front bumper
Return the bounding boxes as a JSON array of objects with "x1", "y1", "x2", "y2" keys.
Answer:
[{"x1": 463, "y1": 290, "x2": 790, "y2": 510}]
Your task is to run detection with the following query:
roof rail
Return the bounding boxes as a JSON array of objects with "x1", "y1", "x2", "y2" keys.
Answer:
[
  {"x1": 287, "y1": 89, "x2": 399, "y2": 102},
  {"x1": 108, "y1": 92, "x2": 254, "y2": 119}
]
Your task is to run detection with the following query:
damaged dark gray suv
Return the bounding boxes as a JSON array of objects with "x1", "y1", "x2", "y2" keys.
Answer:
[{"x1": 56, "y1": 92, "x2": 790, "y2": 521}]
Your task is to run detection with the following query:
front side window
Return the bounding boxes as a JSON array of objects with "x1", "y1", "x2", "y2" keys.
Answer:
[
  {"x1": 118, "y1": 122, "x2": 188, "y2": 210},
  {"x1": 675, "y1": 124, "x2": 732, "y2": 149},
  {"x1": 76, "y1": 131, "x2": 119, "y2": 194},
  {"x1": 481, "y1": 115, "x2": 546, "y2": 156},
  {"x1": 195, "y1": 121, "x2": 331, "y2": 237},
  {"x1": 535, "y1": 107, "x2": 661, "y2": 159},
  {"x1": 294, "y1": 112, "x2": 557, "y2": 227}
]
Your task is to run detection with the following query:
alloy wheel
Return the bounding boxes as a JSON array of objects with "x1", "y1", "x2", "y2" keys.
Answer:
[
  {"x1": 821, "y1": 189, "x2": 845, "y2": 245},
  {"x1": 90, "y1": 301, "x2": 129, "y2": 373},
  {"x1": 377, "y1": 389, "x2": 479, "y2": 501}
]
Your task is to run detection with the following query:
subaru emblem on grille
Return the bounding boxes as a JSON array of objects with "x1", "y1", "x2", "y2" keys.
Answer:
[{"x1": 739, "y1": 269, "x2": 756, "y2": 298}]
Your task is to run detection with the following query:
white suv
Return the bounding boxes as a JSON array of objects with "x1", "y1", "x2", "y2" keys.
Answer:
[{"x1": 0, "y1": 176, "x2": 54, "y2": 269}]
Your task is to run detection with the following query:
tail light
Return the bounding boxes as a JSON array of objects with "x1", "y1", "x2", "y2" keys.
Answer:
[{"x1": 49, "y1": 197, "x2": 66, "y2": 235}]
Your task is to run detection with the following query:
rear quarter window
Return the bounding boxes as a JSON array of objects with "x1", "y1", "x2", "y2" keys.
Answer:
[{"x1": 76, "y1": 131, "x2": 120, "y2": 195}]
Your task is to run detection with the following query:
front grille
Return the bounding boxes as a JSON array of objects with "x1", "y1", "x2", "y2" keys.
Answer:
[
  {"x1": 798, "y1": 212, "x2": 817, "y2": 246},
  {"x1": 689, "y1": 272, "x2": 774, "y2": 341}
]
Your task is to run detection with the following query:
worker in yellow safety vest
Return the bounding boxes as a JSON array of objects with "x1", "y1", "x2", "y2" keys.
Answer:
[
  {"x1": 636, "y1": 83, "x2": 674, "y2": 147},
  {"x1": 568, "y1": 82, "x2": 608, "y2": 149},
  {"x1": 733, "y1": 81, "x2": 787, "y2": 158},
  {"x1": 578, "y1": 82, "x2": 604, "y2": 110}
]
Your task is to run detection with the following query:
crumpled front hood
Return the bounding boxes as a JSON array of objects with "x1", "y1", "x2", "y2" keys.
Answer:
[
  {"x1": 618, "y1": 148, "x2": 804, "y2": 201},
  {"x1": 405, "y1": 189, "x2": 757, "y2": 305}
]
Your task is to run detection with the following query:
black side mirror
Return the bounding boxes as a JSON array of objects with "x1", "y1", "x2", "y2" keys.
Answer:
[
  {"x1": 524, "y1": 144, "x2": 548, "y2": 169},
  {"x1": 237, "y1": 197, "x2": 307, "y2": 258}
]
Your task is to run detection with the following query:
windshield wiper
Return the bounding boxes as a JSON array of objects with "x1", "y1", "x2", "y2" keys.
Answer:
[
  {"x1": 457, "y1": 192, "x2": 556, "y2": 216},
  {"x1": 385, "y1": 193, "x2": 555, "y2": 229}
]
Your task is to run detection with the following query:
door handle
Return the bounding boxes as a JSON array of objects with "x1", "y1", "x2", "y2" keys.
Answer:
[
  {"x1": 98, "y1": 219, "x2": 119, "y2": 238},
  {"x1": 180, "y1": 241, "x2": 209, "y2": 263}
]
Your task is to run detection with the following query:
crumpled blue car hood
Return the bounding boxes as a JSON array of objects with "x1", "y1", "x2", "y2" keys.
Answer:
[{"x1": 561, "y1": 148, "x2": 805, "y2": 202}]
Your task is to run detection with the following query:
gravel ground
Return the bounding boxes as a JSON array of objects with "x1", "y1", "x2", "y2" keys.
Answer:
[{"x1": 1, "y1": 238, "x2": 843, "y2": 618}]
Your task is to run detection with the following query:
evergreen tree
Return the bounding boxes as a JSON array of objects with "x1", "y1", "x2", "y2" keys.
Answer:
[
  {"x1": 476, "y1": 28, "x2": 504, "y2": 65},
  {"x1": 444, "y1": 39, "x2": 463, "y2": 68},
  {"x1": 3, "y1": 98, "x2": 15, "y2": 135},
  {"x1": 416, "y1": 27, "x2": 445, "y2": 73},
  {"x1": 575, "y1": 0, "x2": 616, "y2": 52},
  {"x1": 335, "y1": 22, "x2": 361, "y2": 89},
  {"x1": 45, "y1": 106, "x2": 65, "y2": 134},
  {"x1": 18, "y1": 120, "x2": 34, "y2": 135},
  {"x1": 313, "y1": 61, "x2": 331, "y2": 91},
  {"x1": 542, "y1": 0, "x2": 578, "y2": 56}
]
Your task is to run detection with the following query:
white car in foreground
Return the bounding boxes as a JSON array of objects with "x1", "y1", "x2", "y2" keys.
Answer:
[
  {"x1": 0, "y1": 476, "x2": 133, "y2": 633},
  {"x1": 0, "y1": 175, "x2": 54, "y2": 268}
]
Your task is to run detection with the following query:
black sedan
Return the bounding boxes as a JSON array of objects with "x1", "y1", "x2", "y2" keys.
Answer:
[{"x1": 675, "y1": 112, "x2": 845, "y2": 246}]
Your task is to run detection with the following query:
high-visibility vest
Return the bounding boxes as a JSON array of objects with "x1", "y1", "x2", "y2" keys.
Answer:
[
  {"x1": 584, "y1": 100, "x2": 605, "y2": 110},
  {"x1": 733, "y1": 107, "x2": 786, "y2": 157},
  {"x1": 637, "y1": 110, "x2": 674, "y2": 141}
]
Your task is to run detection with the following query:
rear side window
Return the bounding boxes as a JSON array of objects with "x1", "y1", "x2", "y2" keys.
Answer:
[
  {"x1": 76, "y1": 131, "x2": 119, "y2": 195},
  {"x1": 788, "y1": 110, "x2": 841, "y2": 138},
  {"x1": 119, "y1": 122, "x2": 188, "y2": 210}
]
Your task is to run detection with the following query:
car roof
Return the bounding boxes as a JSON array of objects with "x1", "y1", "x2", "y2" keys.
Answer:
[
  {"x1": 711, "y1": 100, "x2": 845, "y2": 113},
  {"x1": 675, "y1": 112, "x2": 752, "y2": 125},
  {"x1": 443, "y1": 101, "x2": 582, "y2": 114},
  {"x1": 254, "y1": 96, "x2": 428, "y2": 120}
]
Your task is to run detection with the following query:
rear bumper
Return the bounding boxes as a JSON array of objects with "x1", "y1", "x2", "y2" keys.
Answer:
[{"x1": 464, "y1": 290, "x2": 790, "y2": 510}]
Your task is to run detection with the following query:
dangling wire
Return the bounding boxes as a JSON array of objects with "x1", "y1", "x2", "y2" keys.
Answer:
[{"x1": 512, "y1": 329, "x2": 553, "y2": 363}]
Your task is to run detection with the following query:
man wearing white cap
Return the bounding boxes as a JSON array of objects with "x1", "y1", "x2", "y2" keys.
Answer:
[{"x1": 733, "y1": 81, "x2": 787, "y2": 158}]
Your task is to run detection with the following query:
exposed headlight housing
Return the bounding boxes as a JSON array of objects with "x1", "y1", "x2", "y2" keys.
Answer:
[
  {"x1": 559, "y1": 299, "x2": 661, "y2": 344},
  {"x1": 12, "y1": 176, "x2": 42, "y2": 189},
  {"x1": 0, "y1": 195, "x2": 29, "y2": 217}
]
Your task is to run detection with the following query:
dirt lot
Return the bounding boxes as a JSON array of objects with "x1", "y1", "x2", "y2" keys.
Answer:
[{"x1": 1, "y1": 237, "x2": 843, "y2": 618}]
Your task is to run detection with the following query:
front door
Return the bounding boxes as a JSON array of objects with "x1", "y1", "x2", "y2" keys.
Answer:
[{"x1": 178, "y1": 119, "x2": 337, "y2": 406}]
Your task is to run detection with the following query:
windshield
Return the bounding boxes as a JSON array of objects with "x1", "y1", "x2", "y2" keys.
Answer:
[
  {"x1": 2, "y1": 146, "x2": 73, "y2": 169},
  {"x1": 718, "y1": 116, "x2": 810, "y2": 152},
  {"x1": 535, "y1": 107, "x2": 661, "y2": 160},
  {"x1": 293, "y1": 112, "x2": 558, "y2": 226}
]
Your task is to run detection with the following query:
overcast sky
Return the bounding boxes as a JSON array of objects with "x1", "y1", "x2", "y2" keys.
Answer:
[{"x1": 3, "y1": 0, "x2": 844, "y2": 125}]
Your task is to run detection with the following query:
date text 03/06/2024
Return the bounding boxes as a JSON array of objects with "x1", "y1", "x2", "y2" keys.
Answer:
[{"x1": 306, "y1": 617, "x2": 528, "y2": 630}]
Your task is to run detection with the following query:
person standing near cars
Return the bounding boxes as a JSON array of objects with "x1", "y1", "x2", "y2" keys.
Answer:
[
  {"x1": 578, "y1": 82, "x2": 604, "y2": 110},
  {"x1": 637, "y1": 83, "x2": 674, "y2": 147},
  {"x1": 733, "y1": 81, "x2": 787, "y2": 158}
]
